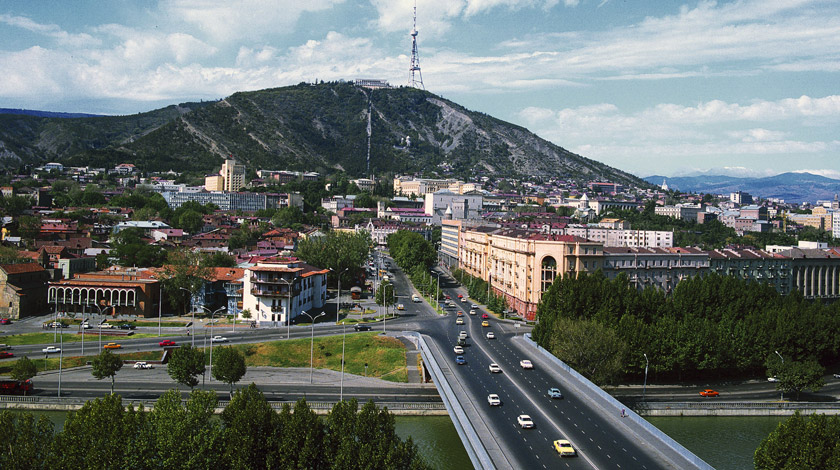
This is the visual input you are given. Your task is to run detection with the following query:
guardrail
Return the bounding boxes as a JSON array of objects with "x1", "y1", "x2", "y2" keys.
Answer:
[{"x1": 523, "y1": 333, "x2": 714, "y2": 470}]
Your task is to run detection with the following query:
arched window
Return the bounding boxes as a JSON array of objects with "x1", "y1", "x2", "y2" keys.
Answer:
[{"x1": 541, "y1": 256, "x2": 557, "y2": 292}]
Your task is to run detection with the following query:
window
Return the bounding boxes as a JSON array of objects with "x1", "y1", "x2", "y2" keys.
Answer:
[{"x1": 541, "y1": 256, "x2": 557, "y2": 293}]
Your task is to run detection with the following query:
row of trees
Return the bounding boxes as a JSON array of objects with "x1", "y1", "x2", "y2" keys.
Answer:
[
  {"x1": 755, "y1": 412, "x2": 840, "y2": 469},
  {"x1": 295, "y1": 230, "x2": 373, "y2": 291},
  {"x1": 387, "y1": 230, "x2": 442, "y2": 305},
  {"x1": 533, "y1": 272, "x2": 840, "y2": 387},
  {"x1": 0, "y1": 388, "x2": 428, "y2": 470},
  {"x1": 451, "y1": 269, "x2": 508, "y2": 314}
]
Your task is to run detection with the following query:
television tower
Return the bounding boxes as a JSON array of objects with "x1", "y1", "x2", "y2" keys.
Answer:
[{"x1": 408, "y1": 1, "x2": 424, "y2": 89}]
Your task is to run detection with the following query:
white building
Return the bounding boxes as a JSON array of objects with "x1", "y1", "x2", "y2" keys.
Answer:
[
  {"x1": 242, "y1": 259, "x2": 329, "y2": 327},
  {"x1": 424, "y1": 190, "x2": 483, "y2": 225}
]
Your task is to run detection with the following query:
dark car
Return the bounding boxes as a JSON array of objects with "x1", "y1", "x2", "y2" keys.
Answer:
[
  {"x1": 118, "y1": 323, "x2": 136, "y2": 330},
  {"x1": 354, "y1": 324, "x2": 372, "y2": 331},
  {"x1": 455, "y1": 355, "x2": 466, "y2": 365}
]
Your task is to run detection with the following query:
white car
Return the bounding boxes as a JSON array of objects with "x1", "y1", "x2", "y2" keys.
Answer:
[
  {"x1": 42, "y1": 346, "x2": 61, "y2": 354},
  {"x1": 486, "y1": 332, "x2": 495, "y2": 339},
  {"x1": 517, "y1": 415, "x2": 534, "y2": 428},
  {"x1": 133, "y1": 361, "x2": 153, "y2": 369},
  {"x1": 520, "y1": 359, "x2": 534, "y2": 369},
  {"x1": 767, "y1": 376, "x2": 779, "y2": 382},
  {"x1": 458, "y1": 331, "x2": 468, "y2": 340},
  {"x1": 468, "y1": 309, "x2": 476, "y2": 315},
  {"x1": 489, "y1": 363, "x2": 502, "y2": 373},
  {"x1": 211, "y1": 335, "x2": 229, "y2": 343},
  {"x1": 453, "y1": 345, "x2": 464, "y2": 354},
  {"x1": 487, "y1": 394, "x2": 501, "y2": 406}
]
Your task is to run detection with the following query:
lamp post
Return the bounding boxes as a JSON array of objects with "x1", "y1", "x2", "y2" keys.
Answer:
[
  {"x1": 179, "y1": 287, "x2": 195, "y2": 346},
  {"x1": 92, "y1": 304, "x2": 113, "y2": 350},
  {"x1": 330, "y1": 267, "x2": 349, "y2": 324},
  {"x1": 643, "y1": 353, "x2": 649, "y2": 402},
  {"x1": 202, "y1": 306, "x2": 226, "y2": 383},
  {"x1": 57, "y1": 329, "x2": 63, "y2": 397},
  {"x1": 775, "y1": 350, "x2": 784, "y2": 400},
  {"x1": 300, "y1": 311, "x2": 326, "y2": 384},
  {"x1": 340, "y1": 322, "x2": 346, "y2": 402}
]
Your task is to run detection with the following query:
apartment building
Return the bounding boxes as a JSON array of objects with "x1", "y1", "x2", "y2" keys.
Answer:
[
  {"x1": 602, "y1": 247, "x2": 709, "y2": 293},
  {"x1": 242, "y1": 259, "x2": 329, "y2": 327}
]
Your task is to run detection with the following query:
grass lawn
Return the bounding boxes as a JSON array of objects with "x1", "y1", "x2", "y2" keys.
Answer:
[{"x1": 0, "y1": 332, "x2": 174, "y2": 346}]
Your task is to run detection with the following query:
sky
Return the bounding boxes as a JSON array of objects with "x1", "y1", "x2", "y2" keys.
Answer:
[{"x1": 1, "y1": 0, "x2": 838, "y2": 179}]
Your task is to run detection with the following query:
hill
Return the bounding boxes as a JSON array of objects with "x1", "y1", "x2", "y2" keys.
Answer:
[
  {"x1": 0, "y1": 82, "x2": 646, "y2": 186},
  {"x1": 645, "y1": 172, "x2": 840, "y2": 203}
]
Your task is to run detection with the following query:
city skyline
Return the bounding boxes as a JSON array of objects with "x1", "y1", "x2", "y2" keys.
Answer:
[{"x1": 0, "y1": 0, "x2": 837, "y2": 179}]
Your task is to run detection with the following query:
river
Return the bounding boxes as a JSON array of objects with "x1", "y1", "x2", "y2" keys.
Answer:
[{"x1": 3, "y1": 410, "x2": 781, "y2": 469}]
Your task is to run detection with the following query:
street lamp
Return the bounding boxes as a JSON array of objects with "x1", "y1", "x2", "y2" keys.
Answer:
[
  {"x1": 775, "y1": 350, "x2": 784, "y2": 400},
  {"x1": 330, "y1": 267, "x2": 350, "y2": 324},
  {"x1": 179, "y1": 287, "x2": 195, "y2": 346},
  {"x1": 202, "y1": 306, "x2": 226, "y2": 383},
  {"x1": 300, "y1": 311, "x2": 326, "y2": 384},
  {"x1": 340, "y1": 322, "x2": 346, "y2": 402},
  {"x1": 91, "y1": 304, "x2": 114, "y2": 350},
  {"x1": 643, "y1": 353, "x2": 649, "y2": 402}
]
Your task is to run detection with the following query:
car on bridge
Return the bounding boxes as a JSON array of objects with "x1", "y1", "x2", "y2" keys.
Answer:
[
  {"x1": 700, "y1": 389, "x2": 720, "y2": 397},
  {"x1": 455, "y1": 318, "x2": 464, "y2": 325},
  {"x1": 548, "y1": 388, "x2": 563, "y2": 399},
  {"x1": 481, "y1": 320, "x2": 490, "y2": 327},
  {"x1": 354, "y1": 324, "x2": 372, "y2": 331},
  {"x1": 453, "y1": 345, "x2": 464, "y2": 354},
  {"x1": 489, "y1": 363, "x2": 502, "y2": 373},
  {"x1": 487, "y1": 394, "x2": 501, "y2": 406},
  {"x1": 103, "y1": 342, "x2": 121, "y2": 349},
  {"x1": 455, "y1": 355, "x2": 466, "y2": 365},
  {"x1": 486, "y1": 332, "x2": 495, "y2": 339},
  {"x1": 517, "y1": 415, "x2": 534, "y2": 429},
  {"x1": 520, "y1": 360, "x2": 533, "y2": 369},
  {"x1": 159, "y1": 340, "x2": 177, "y2": 347},
  {"x1": 553, "y1": 439, "x2": 576, "y2": 457}
]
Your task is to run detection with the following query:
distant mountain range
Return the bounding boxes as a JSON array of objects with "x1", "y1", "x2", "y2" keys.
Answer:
[
  {"x1": 644, "y1": 172, "x2": 840, "y2": 203},
  {"x1": 0, "y1": 82, "x2": 647, "y2": 186},
  {"x1": 0, "y1": 108, "x2": 104, "y2": 119}
]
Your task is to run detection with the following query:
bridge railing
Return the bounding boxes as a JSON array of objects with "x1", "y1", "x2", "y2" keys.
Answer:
[{"x1": 524, "y1": 333, "x2": 714, "y2": 470}]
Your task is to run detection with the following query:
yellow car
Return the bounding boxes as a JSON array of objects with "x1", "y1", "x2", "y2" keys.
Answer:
[
  {"x1": 553, "y1": 439, "x2": 576, "y2": 457},
  {"x1": 103, "y1": 342, "x2": 121, "y2": 349},
  {"x1": 456, "y1": 318, "x2": 464, "y2": 325},
  {"x1": 481, "y1": 320, "x2": 490, "y2": 327},
  {"x1": 397, "y1": 303, "x2": 405, "y2": 310}
]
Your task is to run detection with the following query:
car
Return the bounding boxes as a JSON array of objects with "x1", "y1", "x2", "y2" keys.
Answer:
[
  {"x1": 834, "y1": 373, "x2": 840, "y2": 379},
  {"x1": 457, "y1": 311, "x2": 464, "y2": 317},
  {"x1": 133, "y1": 361, "x2": 153, "y2": 369},
  {"x1": 99, "y1": 322, "x2": 114, "y2": 329},
  {"x1": 767, "y1": 376, "x2": 779, "y2": 382},
  {"x1": 548, "y1": 388, "x2": 563, "y2": 399},
  {"x1": 700, "y1": 389, "x2": 720, "y2": 397},
  {"x1": 471, "y1": 304, "x2": 478, "y2": 310},
  {"x1": 481, "y1": 320, "x2": 490, "y2": 327},
  {"x1": 455, "y1": 318, "x2": 464, "y2": 325},
  {"x1": 553, "y1": 439, "x2": 576, "y2": 457},
  {"x1": 118, "y1": 323, "x2": 136, "y2": 330},
  {"x1": 487, "y1": 394, "x2": 501, "y2": 406},
  {"x1": 81, "y1": 322, "x2": 92, "y2": 329},
  {"x1": 48, "y1": 322, "x2": 68, "y2": 328},
  {"x1": 486, "y1": 331, "x2": 495, "y2": 339},
  {"x1": 458, "y1": 331, "x2": 468, "y2": 339},
  {"x1": 411, "y1": 295, "x2": 421, "y2": 303},
  {"x1": 520, "y1": 359, "x2": 534, "y2": 369},
  {"x1": 354, "y1": 324, "x2": 372, "y2": 331},
  {"x1": 42, "y1": 346, "x2": 61, "y2": 354},
  {"x1": 159, "y1": 340, "x2": 177, "y2": 347},
  {"x1": 0, "y1": 351, "x2": 14, "y2": 359},
  {"x1": 453, "y1": 345, "x2": 464, "y2": 354},
  {"x1": 481, "y1": 313, "x2": 489, "y2": 319},
  {"x1": 517, "y1": 415, "x2": 534, "y2": 429},
  {"x1": 456, "y1": 338, "x2": 466, "y2": 346},
  {"x1": 457, "y1": 294, "x2": 463, "y2": 299},
  {"x1": 455, "y1": 355, "x2": 466, "y2": 365},
  {"x1": 103, "y1": 342, "x2": 121, "y2": 349},
  {"x1": 211, "y1": 335, "x2": 229, "y2": 343},
  {"x1": 397, "y1": 303, "x2": 405, "y2": 310},
  {"x1": 0, "y1": 318, "x2": 11, "y2": 325},
  {"x1": 488, "y1": 363, "x2": 502, "y2": 373},
  {"x1": 468, "y1": 309, "x2": 476, "y2": 315},
  {"x1": 445, "y1": 295, "x2": 451, "y2": 300}
]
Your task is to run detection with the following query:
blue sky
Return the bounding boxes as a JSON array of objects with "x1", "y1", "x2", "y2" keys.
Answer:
[{"x1": 1, "y1": 0, "x2": 838, "y2": 179}]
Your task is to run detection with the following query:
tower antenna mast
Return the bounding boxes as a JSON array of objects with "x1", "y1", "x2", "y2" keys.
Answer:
[
  {"x1": 408, "y1": 0, "x2": 424, "y2": 89},
  {"x1": 366, "y1": 98, "x2": 372, "y2": 176}
]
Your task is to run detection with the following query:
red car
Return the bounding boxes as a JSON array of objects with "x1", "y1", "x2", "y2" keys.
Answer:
[
  {"x1": 481, "y1": 313, "x2": 489, "y2": 319},
  {"x1": 445, "y1": 295, "x2": 451, "y2": 300},
  {"x1": 0, "y1": 351, "x2": 13, "y2": 359},
  {"x1": 457, "y1": 294, "x2": 463, "y2": 299},
  {"x1": 0, "y1": 318, "x2": 11, "y2": 325},
  {"x1": 159, "y1": 340, "x2": 177, "y2": 347},
  {"x1": 699, "y1": 389, "x2": 719, "y2": 397}
]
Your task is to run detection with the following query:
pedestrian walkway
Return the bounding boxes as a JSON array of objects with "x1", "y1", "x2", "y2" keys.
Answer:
[{"x1": 397, "y1": 337, "x2": 422, "y2": 384}]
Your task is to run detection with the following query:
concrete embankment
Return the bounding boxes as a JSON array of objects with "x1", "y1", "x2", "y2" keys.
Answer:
[{"x1": 639, "y1": 402, "x2": 840, "y2": 417}]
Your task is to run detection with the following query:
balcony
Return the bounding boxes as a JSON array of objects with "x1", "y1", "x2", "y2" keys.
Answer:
[
  {"x1": 250, "y1": 288, "x2": 295, "y2": 297},
  {"x1": 251, "y1": 275, "x2": 295, "y2": 285}
]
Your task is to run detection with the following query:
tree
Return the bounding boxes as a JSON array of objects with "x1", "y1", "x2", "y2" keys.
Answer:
[
  {"x1": 0, "y1": 410, "x2": 54, "y2": 470},
  {"x1": 201, "y1": 252, "x2": 237, "y2": 268},
  {"x1": 51, "y1": 394, "x2": 136, "y2": 470},
  {"x1": 167, "y1": 344, "x2": 206, "y2": 390},
  {"x1": 111, "y1": 227, "x2": 165, "y2": 267},
  {"x1": 220, "y1": 384, "x2": 282, "y2": 469},
  {"x1": 755, "y1": 411, "x2": 840, "y2": 470},
  {"x1": 158, "y1": 249, "x2": 211, "y2": 314},
  {"x1": 17, "y1": 215, "x2": 41, "y2": 246},
  {"x1": 296, "y1": 230, "x2": 372, "y2": 286},
  {"x1": 10, "y1": 357, "x2": 37, "y2": 395},
  {"x1": 768, "y1": 357, "x2": 825, "y2": 400},
  {"x1": 542, "y1": 316, "x2": 627, "y2": 386},
  {"x1": 212, "y1": 347, "x2": 247, "y2": 398},
  {"x1": 150, "y1": 389, "x2": 222, "y2": 469},
  {"x1": 91, "y1": 349, "x2": 124, "y2": 394},
  {"x1": 376, "y1": 280, "x2": 396, "y2": 307}
]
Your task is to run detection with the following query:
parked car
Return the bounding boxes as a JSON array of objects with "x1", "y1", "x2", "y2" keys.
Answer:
[
  {"x1": 0, "y1": 351, "x2": 14, "y2": 359},
  {"x1": 553, "y1": 439, "x2": 576, "y2": 457},
  {"x1": 520, "y1": 360, "x2": 534, "y2": 369},
  {"x1": 455, "y1": 355, "x2": 466, "y2": 365},
  {"x1": 211, "y1": 335, "x2": 229, "y2": 343},
  {"x1": 453, "y1": 345, "x2": 464, "y2": 354},
  {"x1": 699, "y1": 389, "x2": 720, "y2": 397},
  {"x1": 118, "y1": 323, "x2": 136, "y2": 330},
  {"x1": 103, "y1": 342, "x2": 121, "y2": 349},
  {"x1": 486, "y1": 332, "x2": 495, "y2": 339},
  {"x1": 354, "y1": 324, "x2": 372, "y2": 331},
  {"x1": 159, "y1": 340, "x2": 177, "y2": 347},
  {"x1": 42, "y1": 346, "x2": 61, "y2": 354},
  {"x1": 487, "y1": 394, "x2": 501, "y2": 406},
  {"x1": 133, "y1": 362, "x2": 153, "y2": 369},
  {"x1": 488, "y1": 363, "x2": 502, "y2": 373},
  {"x1": 548, "y1": 388, "x2": 563, "y2": 399},
  {"x1": 517, "y1": 415, "x2": 534, "y2": 429}
]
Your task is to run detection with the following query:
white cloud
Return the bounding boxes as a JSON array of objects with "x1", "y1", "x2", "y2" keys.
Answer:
[{"x1": 0, "y1": 14, "x2": 99, "y2": 47}]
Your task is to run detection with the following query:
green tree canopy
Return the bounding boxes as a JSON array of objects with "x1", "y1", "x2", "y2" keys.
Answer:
[
  {"x1": 212, "y1": 346, "x2": 247, "y2": 397},
  {"x1": 296, "y1": 230, "x2": 372, "y2": 287},
  {"x1": 167, "y1": 344, "x2": 206, "y2": 389},
  {"x1": 91, "y1": 349, "x2": 124, "y2": 394},
  {"x1": 10, "y1": 356, "x2": 37, "y2": 386}
]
